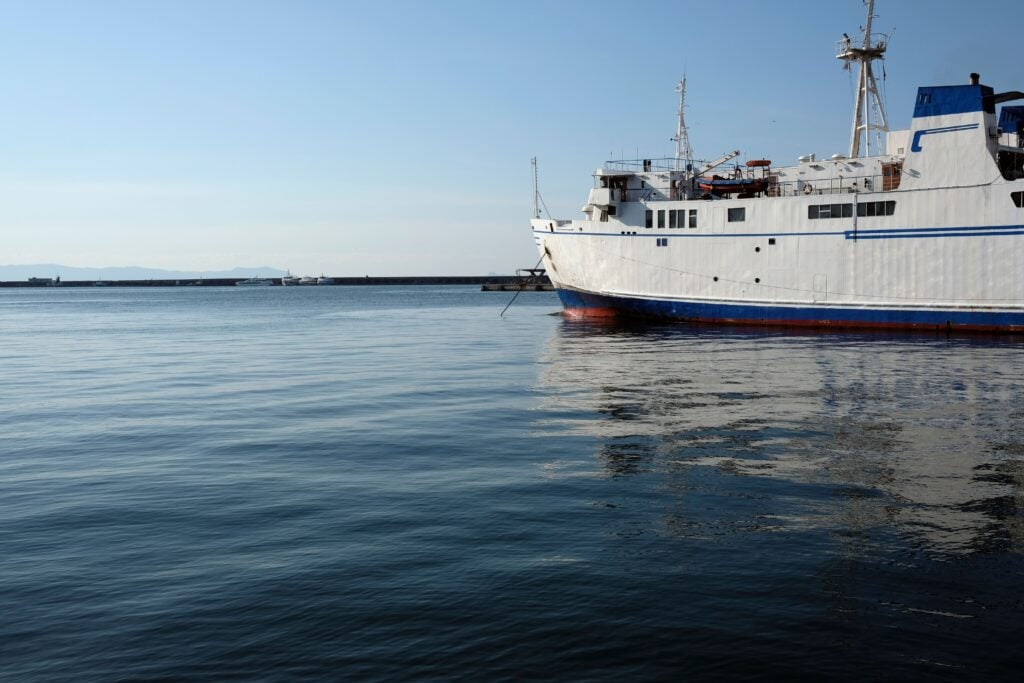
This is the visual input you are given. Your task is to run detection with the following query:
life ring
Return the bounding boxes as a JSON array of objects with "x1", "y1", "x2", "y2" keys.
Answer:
[{"x1": 803, "y1": 183, "x2": 813, "y2": 195}]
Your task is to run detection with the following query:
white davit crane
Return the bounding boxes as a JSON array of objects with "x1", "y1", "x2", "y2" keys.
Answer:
[{"x1": 697, "y1": 150, "x2": 741, "y2": 176}]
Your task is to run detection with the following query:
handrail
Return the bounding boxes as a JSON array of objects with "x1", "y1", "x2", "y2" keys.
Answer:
[{"x1": 612, "y1": 173, "x2": 896, "y2": 202}]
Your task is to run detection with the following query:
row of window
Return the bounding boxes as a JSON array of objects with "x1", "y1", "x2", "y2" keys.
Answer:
[
  {"x1": 635, "y1": 200, "x2": 898, "y2": 228},
  {"x1": 646, "y1": 209, "x2": 699, "y2": 229},
  {"x1": 808, "y1": 201, "x2": 896, "y2": 220},
  {"x1": 641, "y1": 208, "x2": 751, "y2": 228}
]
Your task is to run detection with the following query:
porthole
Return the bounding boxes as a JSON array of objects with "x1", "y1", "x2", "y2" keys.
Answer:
[
  {"x1": 755, "y1": 277, "x2": 761, "y2": 283},
  {"x1": 713, "y1": 276, "x2": 719, "y2": 282},
  {"x1": 755, "y1": 246, "x2": 761, "y2": 253}
]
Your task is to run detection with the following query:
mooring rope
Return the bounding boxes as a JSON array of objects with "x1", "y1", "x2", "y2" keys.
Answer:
[{"x1": 500, "y1": 253, "x2": 547, "y2": 317}]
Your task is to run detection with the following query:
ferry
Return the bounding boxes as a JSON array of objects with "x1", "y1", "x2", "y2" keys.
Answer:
[{"x1": 530, "y1": 0, "x2": 1024, "y2": 332}]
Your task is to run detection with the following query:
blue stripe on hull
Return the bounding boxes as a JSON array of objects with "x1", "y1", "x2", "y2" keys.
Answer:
[{"x1": 555, "y1": 288, "x2": 1024, "y2": 332}]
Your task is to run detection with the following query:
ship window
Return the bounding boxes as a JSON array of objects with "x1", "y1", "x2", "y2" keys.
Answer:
[
  {"x1": 1012, "y1": 191, "x2": 1024, "y2": 208},
  {"x1": 658, "y1": 210, "x2": 665, "y2": 228},
  {"x1": 645, "y1": 210, "x2": 653, "y2": 228},
  {"x1": 607, "y1": 205, "x2": 617, "y2": 216},
  {"x1": 669, "y1": 209, "x2": 677, "y2": 228},
  {"x1": 600, "y1": 210, "x2": 608, "y2": 222},
  {"x1": 688, "y1": 209, "x2": 697, "y2": 228},
  {"x1": 727, "y1": 207, "x2": 746, "y2": 222},
  {"x1": 656, "y1": 237, "x2": 669, "y2": 247},
  {"x1": 856, "y1": 201, "x2": 897, "y2": 217},
  {"x1": 808, "y1": 203, "x2": 853, "y2": 219}
]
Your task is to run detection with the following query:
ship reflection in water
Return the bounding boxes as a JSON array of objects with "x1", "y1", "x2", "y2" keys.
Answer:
[{"x1": 534, "y1": 318, "x2": 1024, "y2": 568}]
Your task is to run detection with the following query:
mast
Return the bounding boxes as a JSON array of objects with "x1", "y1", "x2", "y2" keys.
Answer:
[
  {"x1": 837, "y1": 0, "x2": 890, "y2": 158},
  {"x1": 531, "y1": 157, "x2": 540, "y2": 219},
  {"x1": 672, "y1": 76, "x2": 693, "y2": 173}
]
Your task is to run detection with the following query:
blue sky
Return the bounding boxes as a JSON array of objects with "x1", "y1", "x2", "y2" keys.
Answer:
[{"x1": 0, "y1": 0, "x2": 1020, "y2": 275}]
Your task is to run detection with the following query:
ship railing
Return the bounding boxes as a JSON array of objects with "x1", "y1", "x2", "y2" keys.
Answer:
[
  {"x1": 616, "y1": 173, "x2": 895, "y2": 202},
  {"x1": 604, "y1": 158, "x2": 688, "y2": 173},
  {"x1": 835, "y1": 33, "x2": 888, "y2": 57},
  {"x1": 773, "y1": 174, "x2": 898, "y2": 197}
]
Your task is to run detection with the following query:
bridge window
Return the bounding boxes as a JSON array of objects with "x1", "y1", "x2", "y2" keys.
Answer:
[
  {"x1": 999, "y1": 151, "x2": 1024, "y2": 181},
  {"x1": 1012, "y1": 191, "x2": 1024, "y2": 208},
  {"x1": 645, "y1": 210, "x2": 653, "y2": 228},
  {"x1": 657, "y1": 210, "x2": 665, "y2": 228},
  {"x1": 688, "y1": 209, "x2": 698, "y2": 228},
  {"x1": 727, "y1": 207, "x2": 746, "y2": 222}
]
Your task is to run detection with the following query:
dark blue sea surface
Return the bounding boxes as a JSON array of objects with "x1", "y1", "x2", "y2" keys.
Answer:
[{"x1": 2, "y1": 285, "x2": 1023, "y2": 680}]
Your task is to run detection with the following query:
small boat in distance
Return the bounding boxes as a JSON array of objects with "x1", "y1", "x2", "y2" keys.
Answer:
[
  {"x1": 235, "y1": 277, "x2": 275, "y2": 287},
  {"x1": 300, "y1": 276, "x2": 318, "y2": 286},
  {"x1": 317, "y1": 276, "x2": 336, "y2": 285},
  {"x1": 281, "y1": 271, "x2": 301, "y2": 286}
]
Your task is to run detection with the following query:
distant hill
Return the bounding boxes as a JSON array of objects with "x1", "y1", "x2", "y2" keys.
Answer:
[{"x1": 0, "y1": 264, "x2": 287, "y2": 281}]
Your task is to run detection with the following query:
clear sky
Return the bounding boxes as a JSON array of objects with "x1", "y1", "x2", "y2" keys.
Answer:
[{"x1": 1, "y1": 0, "x2": 1020, "y2": 275}]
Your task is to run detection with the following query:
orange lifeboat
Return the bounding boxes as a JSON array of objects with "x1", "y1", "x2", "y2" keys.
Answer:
[{"x1": 746, "y1": 159, "x2": 772, "y2": 167}]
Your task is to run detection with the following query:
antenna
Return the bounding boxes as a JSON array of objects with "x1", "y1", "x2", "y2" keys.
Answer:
[
  {"x1": 837, "y1": 0, "x2": 890, "y2": 158},
  {"x1": 672, "y1": 76, "x2": 694, "y2": 173}
]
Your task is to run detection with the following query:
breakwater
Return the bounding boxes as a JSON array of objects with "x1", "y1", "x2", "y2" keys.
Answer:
[{"x1": 0, "y1": 275, "x2": 551, "y2": 288}]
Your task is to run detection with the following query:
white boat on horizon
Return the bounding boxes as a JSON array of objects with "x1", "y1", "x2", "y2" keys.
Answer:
[
  {"x1": 235, "y1": 277, "x2": 275, "y2": 287},
  {"x1": 531, "y1": 0, "x2": 1024, "y2": 332}
]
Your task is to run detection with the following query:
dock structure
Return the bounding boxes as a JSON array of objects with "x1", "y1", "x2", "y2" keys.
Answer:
[
  {"x1": 480, "y1": 282, "x2": 554, "y2": 292},
  {"x1": 480, "y1": 269, "x2": 553, "y2": 291}
]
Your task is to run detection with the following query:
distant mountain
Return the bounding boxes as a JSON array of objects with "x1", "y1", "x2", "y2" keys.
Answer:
[{"x1": 0, "y1": 264, "x2": 287, "y2": 281}]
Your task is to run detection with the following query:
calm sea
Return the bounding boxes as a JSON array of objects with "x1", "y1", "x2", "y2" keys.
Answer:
[{"x1": 2, "y1": 285, "x2": 1023, "y2": 680}]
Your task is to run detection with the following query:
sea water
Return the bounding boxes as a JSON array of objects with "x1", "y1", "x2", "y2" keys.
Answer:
[{"x1": 1, "y1": 286, "x2": 1023, "y2": 680}]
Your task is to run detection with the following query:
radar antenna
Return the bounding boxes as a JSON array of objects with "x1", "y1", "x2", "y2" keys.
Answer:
[{"x1": 837, "y1": 0, "x2": 890, "y2": 158}]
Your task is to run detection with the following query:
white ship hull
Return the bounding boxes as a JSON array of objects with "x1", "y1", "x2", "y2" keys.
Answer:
[{"x1": 533, "y1": 184, "x2": 1024, "y2": 331}]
